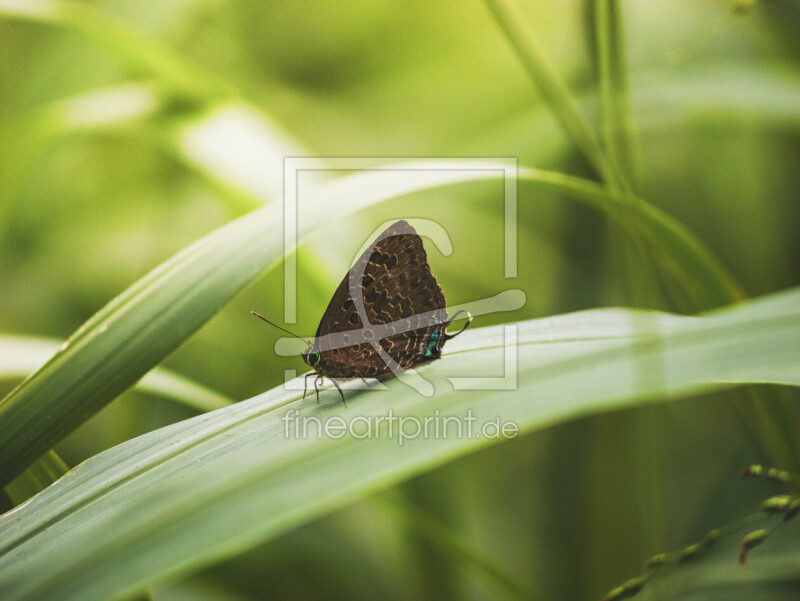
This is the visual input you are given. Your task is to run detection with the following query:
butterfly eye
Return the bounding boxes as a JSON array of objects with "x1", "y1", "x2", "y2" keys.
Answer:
[{"x1": 308, "y1": 351, "x2": 320, "y2": 366}]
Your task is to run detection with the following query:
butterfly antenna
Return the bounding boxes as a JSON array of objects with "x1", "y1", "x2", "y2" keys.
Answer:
[{"x1": 250, "y1": 311, "x2": 312, "y2": 347}]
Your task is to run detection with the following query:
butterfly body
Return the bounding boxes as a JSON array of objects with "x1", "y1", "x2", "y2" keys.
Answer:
[
  {"x1": 298, "y1": 220, "x2": 470, "y2": 403},
  {"x1": 250, "y1": 220, "x2": 470, "y2": 403}
]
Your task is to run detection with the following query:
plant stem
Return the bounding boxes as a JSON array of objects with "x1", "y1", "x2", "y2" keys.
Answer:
[{"x1": 484, "y1": 0, "x2": 622, "y2": 189}]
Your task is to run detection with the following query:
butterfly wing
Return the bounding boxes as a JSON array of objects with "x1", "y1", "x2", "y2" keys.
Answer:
[{"x1": 313, "y1": 220, "x2": 449, "y2": 379}]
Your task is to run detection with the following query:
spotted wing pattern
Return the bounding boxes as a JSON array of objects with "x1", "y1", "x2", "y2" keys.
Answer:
[{"x1": 312, "y1": 220, "x2": 450, "y2": 380}]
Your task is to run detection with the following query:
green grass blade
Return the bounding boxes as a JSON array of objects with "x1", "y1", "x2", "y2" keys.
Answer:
[
  {"x1": 0, "y1": 287, "x2": 798, "y2": 601},
  {"x1": 0, "y1": 335, "x2": 235, "y2": 413},
  {"x1": 483, "y1": 0, "x2": 621, "y2": 187},
  {"x1": 0, "y1": 201, "x2": 282, "y2": 488},
  {"x1": 593, "y1": 0, "x2": 639, "y2": 188},
  {"x1": 0, "y1": 333, "x2": 234, "y2": 506},
  {"x1": 0, "y1": 161, "x2": 741, "y2": 488}
]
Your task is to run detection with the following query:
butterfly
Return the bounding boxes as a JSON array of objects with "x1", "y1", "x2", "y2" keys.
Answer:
[{"x1": 253, "y1": 220, "x2": 471, "y2": 403}]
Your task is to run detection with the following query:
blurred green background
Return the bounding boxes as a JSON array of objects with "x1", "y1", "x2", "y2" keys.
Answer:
[{"x1": 1, "y1": 0, "x2": 799, "y2": 599}]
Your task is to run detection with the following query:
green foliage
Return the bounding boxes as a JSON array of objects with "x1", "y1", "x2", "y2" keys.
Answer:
[
  {"x1": 1, "y1": 1, "x2": 799, "y2": 600},
  {"x1": 2, "y1": 296, "x2": 800, "y2": 601}
]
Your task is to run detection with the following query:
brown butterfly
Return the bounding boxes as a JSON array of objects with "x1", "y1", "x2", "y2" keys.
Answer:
[{"x1": 253, "y1": 220, "x2": 470, "y2": 403}]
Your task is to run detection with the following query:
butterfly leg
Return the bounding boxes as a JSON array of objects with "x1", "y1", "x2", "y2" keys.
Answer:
[
  {"x1": 314, "y1": 375, "x2": 322, "y2": 403},
  {"x1": 359, "y1": 376, "x2": 376, "y2": 390},
  {"x1": 303, "y1": 372, "x2": 315, "y2": 400},
  {"x1": 331, "y1": 378, "x2": 347, "y2": 407},
  {"x1": 443, "y1": 311, "x2": 473, "y2": 341}
]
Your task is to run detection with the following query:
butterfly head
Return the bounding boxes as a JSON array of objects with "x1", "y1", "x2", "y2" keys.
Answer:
[{"x1": 302, "y1": 348, "x2": 321, "y2": 368}]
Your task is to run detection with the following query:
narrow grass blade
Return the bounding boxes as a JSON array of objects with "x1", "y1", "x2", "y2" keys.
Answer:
[{"x1": 483, "y1": 0, "x2": 621, "y2": 187}]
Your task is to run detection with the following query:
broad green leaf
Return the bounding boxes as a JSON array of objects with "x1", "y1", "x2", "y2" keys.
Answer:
[
  {"x1": 0, "y1": 287, "x2": 798, "y2": 601},
  {"x1": 0, "y1": 162, "x2": 741, "y2": 488}
]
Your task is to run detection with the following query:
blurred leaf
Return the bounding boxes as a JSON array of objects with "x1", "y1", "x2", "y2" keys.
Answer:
[
  {"x1": 373, "y1": 491, "x2": 546, "y2": 601},
  {"x1": 593, "y1": 0, "x2": 639, "y2": 186},
  {"x1": 1, "y1": 287, "x2": 799, "y2": 601},
  {"x1": 171, "y1": 102, "x2": 326, "y2": 209},
  {"x1": 484, "y1": 0, "x2": 621, "y2": 187},
  {"x1": 0, "y1": 334, "x2": 235, "y2": 413},
  {"x1": 1, "y1": 451, "x2": 68, "y2": 507},
  {"x1": 517, "y1": 168, "x2": 742, "y2": 307},
  {"x1": 0, "y1": 1, "x2": 320, "y2": 217},
  {"x1": 632, "y1": 65, "x2": 800, "y2": 132},
  {"x1": 150, "y1": 577, "x2": 257, "y2": 601},
  {"x1": 634, "y1": 550, "x2": 800, "y2": 601},
  {"x1": 0, "y1": 0, "x2": 227, "y2": 100}
]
